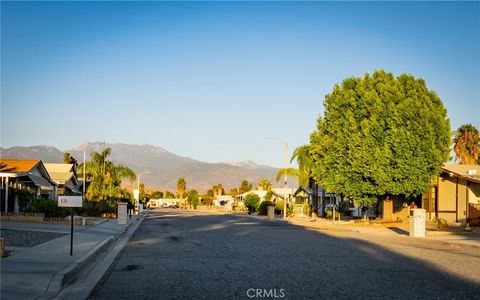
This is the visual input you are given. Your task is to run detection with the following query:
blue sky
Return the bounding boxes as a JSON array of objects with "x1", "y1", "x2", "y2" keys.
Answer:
[{"x1": 1, "y1": 2, "x2": 479, "y2": 168}]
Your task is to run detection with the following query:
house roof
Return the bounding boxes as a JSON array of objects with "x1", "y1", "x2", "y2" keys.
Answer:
[
  {"x1": 27, "y1": 174, "x2": 56, "y2": 188},
  {"x1": 0, "y1": 159, "x2": 41, "y2": 174},
  {"x1": 442, "y1": 164, "x2": 480, "y2": 183},
  {"x1": 294, "y1": 186, "x2": 312, "y2": 197},
  {"x1": 44, "y1": 163, "x2": 74, "y2": 173},
  {"x1": 238, "y1": 190, "x2": 268, "y2": 198},
  {"x1": 0, "y1": 158, "x2": 57, "y2": 187},
  {"x1": 47, "y1": 172, "x2": 74, "y2": 183}
]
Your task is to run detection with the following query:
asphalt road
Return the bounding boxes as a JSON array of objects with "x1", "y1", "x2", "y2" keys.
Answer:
[{"x1": 91, "y1": 209, "x2": 480, "y2": 299}]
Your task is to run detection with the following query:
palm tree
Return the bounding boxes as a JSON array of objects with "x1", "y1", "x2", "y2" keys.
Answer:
[
  {"x1": 291, "y1": 144, "x2": 314, "y2": 186},
  {"x1": 177, "y1": 178, "x2": 187, "y2": 199},
  {"x1": 229, "y1": 187, "x2": 239, "y2": 198},
  {"x1": 63, "y1": 152, "x2": 78, "y2": 167},
  {"x1": 454, "y1": 124, "x2": 480, "y2": 164},
  {"x1": 257, "y1": 178, "x2": 272, "y2": 191},
  {"x1": 77, "y1": 147, "x2": 135, "y2": 201},
  {"x1": 212, "y1": 184, "x2": 224, "y2": 196},
  {"x1": 275, "y1": 168, "x2": 299, "y2": 183}
]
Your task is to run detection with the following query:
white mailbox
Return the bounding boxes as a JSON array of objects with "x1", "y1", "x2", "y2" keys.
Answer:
[{"x1": 409, "y1": 208, "x2": 426, "y2": 237}]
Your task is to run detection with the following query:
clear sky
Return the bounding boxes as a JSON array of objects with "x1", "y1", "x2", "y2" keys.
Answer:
[{"x1": 1, "y1": 1, "x2": 479, "y2": 168}]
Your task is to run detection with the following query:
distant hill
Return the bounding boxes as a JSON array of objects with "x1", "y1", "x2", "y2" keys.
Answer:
[
  {"x1": 0, "y1": 142, "x2": 293, "y2": 192},
  {"x1": 0, "y1": 146, "x2": 64, "y2": 163}
]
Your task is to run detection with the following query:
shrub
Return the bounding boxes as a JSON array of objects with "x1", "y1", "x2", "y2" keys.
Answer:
[
  {"x1": 275, "y1": 199, "x2": 284, "y2": 215},
  {"x1": 79, "y1": 200, "x2": 117, "y2": 217},
  {"x1": 434, "y1": 217, "x2": 448, "y2": 230},
  {"x1": 303, "y1": 204, "x2": 311, "y2": 216},
  {"x1": 24, "y1": 198, "x2": 69, "y2": 218},
  {"x1": 338, "y1": 201, "x2": 351, "y2": 215},
  {"x1": 16, "y1": 189, "x2": 35, "y2": 211},
  {"x1": 287, "y1": 205, "x2": 294, "y2": 217},
  {"x1": 325, "y1": 208, "x2": 341, "y2": 219},
  {"x1": 243, "y1": 193, "x2": 260, "y2": 213},
  {"x1": 258, "y1": 200, "x2": 274, "y2": 216},
  {"x1": 192, "y1": 198, "x2": 199, "y2": 209}
]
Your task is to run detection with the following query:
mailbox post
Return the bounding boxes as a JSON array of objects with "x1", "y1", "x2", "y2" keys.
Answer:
[{"x1": 58, "y1": 196, "x2": 83, "y2": 255}]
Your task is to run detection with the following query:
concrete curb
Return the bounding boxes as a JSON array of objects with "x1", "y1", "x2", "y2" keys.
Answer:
[
  {"x1": 37, "y1": 215, "x2": 145, "y2": 300},
  {"x1": 53, "y1": 212, "x2": 148, "y2": 300},
  {"x1": 37, "y1": 237, "x2": 115, "y2": 299}
]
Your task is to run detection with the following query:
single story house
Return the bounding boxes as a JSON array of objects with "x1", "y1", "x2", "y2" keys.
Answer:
[
  {"x1": 422, "y1": 164, "x2": 480, "y2": 226},
  {"x1": 214, "y1": 195, "x2": 235, "y2": 209},
  {"x1": 294, "y1": 178, "x2": 344, "y2": 217},
  {"x1": 44, "y1": 163, "x2": 81, "y2": 196},
  {"x1": 0, "y1": 159, "x2": 57, "y2": 213}
]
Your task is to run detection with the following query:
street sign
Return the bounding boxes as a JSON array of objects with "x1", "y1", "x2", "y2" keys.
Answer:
[{"x1": 58, "y1": 196, "x2": 83, "y2": 207}]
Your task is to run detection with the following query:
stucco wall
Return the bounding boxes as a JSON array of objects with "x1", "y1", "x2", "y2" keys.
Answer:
[
  {"x1": 438, "y1": 176, "x2": 457, "y2": 212},
  {"x1": 457, "y1": 179, "x2": 467, "y2": 224},
  {"x1": 437, "y1": 212, "x2": 457, "y2": 224},
  {"x1": 469, "y1": 182, "x2": 480, "y2": 205}
]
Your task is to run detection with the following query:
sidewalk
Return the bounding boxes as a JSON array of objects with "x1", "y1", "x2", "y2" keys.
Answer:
[
  {"x1": 0, "y1": 213, "x2": 145, "y2": 300},
  {"x1": 232, "y1": 213, "x2": 480, "y2": 247}
]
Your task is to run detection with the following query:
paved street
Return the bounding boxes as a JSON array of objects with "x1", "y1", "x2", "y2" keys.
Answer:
[{"x1": 91, "y1": 209, "x2": 480, "y2": 299}]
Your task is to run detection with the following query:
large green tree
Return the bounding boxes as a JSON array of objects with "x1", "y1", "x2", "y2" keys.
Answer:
[
  {"x1": 309, "y1": 70, "x2": 451, "y2": 212},
  {"x1": 453, "y1": 124, "x2": 480, "y2": 164},
  {"x1": 78, "y1": 147, "x2": 136, "y2": 201}
]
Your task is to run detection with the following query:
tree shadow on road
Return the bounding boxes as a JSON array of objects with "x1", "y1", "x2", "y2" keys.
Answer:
[{"x1": 92, "y1": 212, "x2": 480, "y2": 300}]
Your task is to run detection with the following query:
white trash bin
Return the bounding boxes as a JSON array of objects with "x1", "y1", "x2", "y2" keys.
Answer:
[{"x1": 409, "y1": 208, "x2": 426, "y2": 237}]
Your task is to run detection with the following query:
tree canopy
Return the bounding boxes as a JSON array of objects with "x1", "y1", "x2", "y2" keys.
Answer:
[
  {"x1": 243, "y1": 193, "x2": 260, "y2": 213},
  {"x1": 274, "y1": 168, "x2": 298, "y2": 183},
  {"x1": 256, "y1": 178, "x2": 272, "y2": 191},
  {"x1": 177, "y1": 178, "x2": 187, "y2": 199},
  {"x1": 309, "y1": 70, "x2": 451, "y2": 206},
  {"x1": 453, "y1": 124, "x2": 480, "y2": 164},
  {"x1": 239, "y1": 180, "x2": 253, "y2": 194},
  {"x1": 212, "y1": 184, "x2": 224, "y2": 196}
]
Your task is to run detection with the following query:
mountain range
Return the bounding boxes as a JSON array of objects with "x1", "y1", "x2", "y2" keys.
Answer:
[{"x1": 0, "y1": 142, "x2": 294, "y2": 192}]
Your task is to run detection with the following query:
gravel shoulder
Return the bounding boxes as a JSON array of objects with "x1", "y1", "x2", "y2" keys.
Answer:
[{"x1": 1, "y1": 228, "x2": 67, "y2": 248}]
